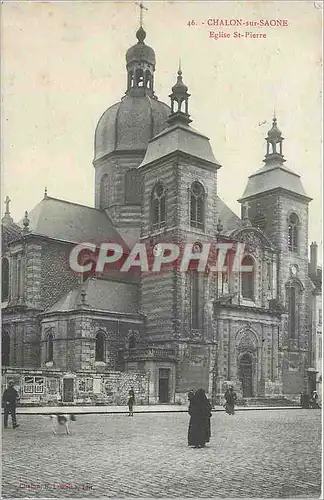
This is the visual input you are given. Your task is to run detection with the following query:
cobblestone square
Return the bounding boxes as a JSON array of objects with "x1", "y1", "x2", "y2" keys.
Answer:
[{"x1": 2, "y1": 409, "x2": 322, "y2": 498}]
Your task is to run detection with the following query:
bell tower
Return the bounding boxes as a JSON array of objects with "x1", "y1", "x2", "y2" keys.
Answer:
[
  {"x1": 138, "y1": 68, "x2": 221, "y2": 398},
  {"x1": 239, "y1": 117, "x2": 312, "y2": 396}
]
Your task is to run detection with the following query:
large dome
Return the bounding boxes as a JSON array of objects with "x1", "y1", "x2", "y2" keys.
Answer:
[{"x1": 94, "y1": 95, "x2": 170, "y2": 162}]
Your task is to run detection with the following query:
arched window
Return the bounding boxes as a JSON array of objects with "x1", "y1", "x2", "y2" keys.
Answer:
[
  {"x1": 125, "y1": 169, "x2": 141, "y2": 204},
  {"x1": 288, "y1": 213, "x2": 299, "y2": 253},
  {"x1": 46, "y1": 332, "x2": 54, "y2": 363},
  {"x1": 2, "y1": 330, "x2": 10, "y2": 366},
  {"x1": 2, "y1": 258, "x2": 9, "y2": 302},
  {"x1": 100, "y1": 174, "x2": 110, "y2": 209},
  {"x1": 151, "y1": 182, "x2": 166, "y2": 229},
  {"x1": 241, "y1": 255, "x2": 254, "y2": 300},
  {"x1": 95, "y1": 331, "x2": 106, "y2": 362},
  {"x1": 287, "y1": 283, "x2": 300, "y2": 339},
  {"x1": 190, "y1": 182, "x2": 205, "y2": 229}
]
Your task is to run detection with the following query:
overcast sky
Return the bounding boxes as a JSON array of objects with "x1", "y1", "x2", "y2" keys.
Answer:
[{"x1": 1, "y1": 1, "x2": 322, "y2": 259}]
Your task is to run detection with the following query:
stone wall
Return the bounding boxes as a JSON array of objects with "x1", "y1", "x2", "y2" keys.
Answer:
[
  {"x1": 2, "y1": 310, "x2": 41, "y2": 368},
  {"x1": 40, "y1": 240, "x2": 79, "y2": 310},
  {"x1": 40, "y1": 312, "x2": 143, "y2": 372},
  {"x1": 94, "y1": 152, "x2": 144, "y2": 229},
  {"x1": 2, "y1": 368, "x2": 149, "y2": 406},
  {"x1": 177, "y1": 342, "x2": 215, "y2": 396}
]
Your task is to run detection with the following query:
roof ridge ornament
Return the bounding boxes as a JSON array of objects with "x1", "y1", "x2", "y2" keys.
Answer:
[{"x1": 23, "y1": 210, "x2": 30, "y2": 234}]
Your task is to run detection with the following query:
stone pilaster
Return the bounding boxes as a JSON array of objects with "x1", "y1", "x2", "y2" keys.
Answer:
[{"x1": 25, "y1": 243, "x2": 42, "y2": 309}]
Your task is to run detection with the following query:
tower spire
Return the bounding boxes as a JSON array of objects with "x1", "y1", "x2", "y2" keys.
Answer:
[{"x1": 168, "y1": 64, "x2": 192, "y2": 126}]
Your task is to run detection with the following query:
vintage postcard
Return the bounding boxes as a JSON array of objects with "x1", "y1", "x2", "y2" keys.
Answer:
[{"x1": 1, "y1": 1, "x2": 322, "y2": 499}]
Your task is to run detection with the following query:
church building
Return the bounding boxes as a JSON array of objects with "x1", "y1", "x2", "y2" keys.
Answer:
[{"x1": 1, "y1": 23, "x2": 322, "y2": 406}]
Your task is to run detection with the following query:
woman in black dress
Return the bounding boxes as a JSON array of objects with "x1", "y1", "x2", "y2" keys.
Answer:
[{"x1": 188, "y1": 388, "x2": 212, "y2": 448}]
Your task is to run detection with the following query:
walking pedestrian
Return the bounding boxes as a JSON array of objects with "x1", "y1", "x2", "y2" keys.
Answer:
[
  {"x1": 127, "y1": 387, "x2": 135, "y2": 416},
  {"x1": 188, "y1": 388, "x2": 212, "y2": 448},
  {"x1": 2, "y1": 381, "x2": 20, "y2": 429},
  {"x1": 224, "y1": 385, "x2": 237, "y2": 415}
]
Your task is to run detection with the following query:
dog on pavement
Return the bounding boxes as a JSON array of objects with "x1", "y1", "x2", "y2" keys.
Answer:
[{"x1": 49, "y1": 414, "x2": 76, "y2": 435}]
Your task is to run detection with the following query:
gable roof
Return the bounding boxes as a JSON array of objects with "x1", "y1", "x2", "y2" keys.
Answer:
[{"x1": 19, "y1": 196, "x2": 126, "y2": 247}]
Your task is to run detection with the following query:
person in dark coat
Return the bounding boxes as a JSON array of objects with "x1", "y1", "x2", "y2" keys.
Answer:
[
  {"x1": 188, "y1": 388, "x2": 212, "y2": 448},
  {"x1": 224, "y1": 386, "x2": 237, "y2": 415},
  {"x1": 2, "y1": 381, "x2": 20, "y2": 429},
  {"x1": 127, "y1": 387, "x2": 135, "y2": 416}
]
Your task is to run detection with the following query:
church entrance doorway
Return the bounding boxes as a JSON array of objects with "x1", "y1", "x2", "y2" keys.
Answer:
[
  {"x1": 158, "y1": 368, "x2": 170, "y2": 403},
  {"x1": 62, "y1": 378, "x2": 74, "y2": 403},
  {"x1": 239, "y1": 353, "x2": 253, "y2": 397}
]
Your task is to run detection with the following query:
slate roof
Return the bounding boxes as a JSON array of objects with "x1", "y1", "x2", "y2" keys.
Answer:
[
  {"x1": 45, "y1": 277, "x2": 140, "y2": 315},
  {"x1": 216, "y1": 196, "x2": 241, "y2": 234},
  {"x1": 239, "y1": 161, "x2": 311, "y2": 201},
  {"x1": 19, "y1": 196, "x2": 126, "y2": 247},
  {"x1": 138, "y1": 123, "x2": 221, "y2": 168}
]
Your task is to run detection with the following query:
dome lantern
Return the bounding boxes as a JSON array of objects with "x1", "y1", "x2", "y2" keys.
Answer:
[{"x1": 125, "y1": 4, "x2": 156, "y2": 97}]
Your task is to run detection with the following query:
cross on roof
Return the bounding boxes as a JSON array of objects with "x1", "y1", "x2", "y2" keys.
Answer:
[{"x1": 135, "y1": 2, "x2": 148, "y2": 27}]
